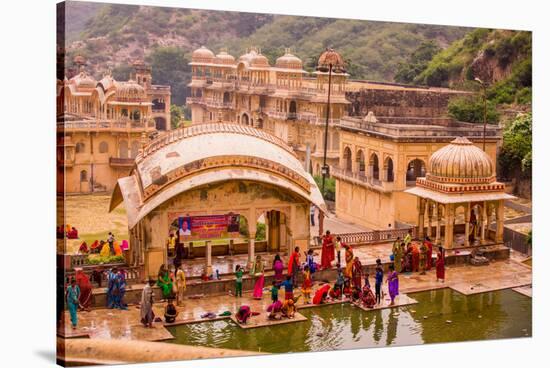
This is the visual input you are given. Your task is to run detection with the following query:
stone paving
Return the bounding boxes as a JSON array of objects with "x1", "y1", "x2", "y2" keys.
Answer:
[
  {"x1": 512, "y1": 285, "x2": 532, "y2": 298},
  {"x1": 60, "y1": 257, "x2": 532, "y2": 342}
]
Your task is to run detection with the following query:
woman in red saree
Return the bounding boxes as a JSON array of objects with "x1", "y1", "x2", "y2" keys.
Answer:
[
  {"x1": 436, "y1": 246, "x2": 445, "y2": 282},
  {"x1": 312, "y1": 283, "x2": 331, "y2": 305},
  {"x1": 411, "y1": 242, "x2": 420, "y2": 272},
  {"x1": 321, "y1": 230, "x2": 335, "y2": 269},
  {"x1": 351, "y1": 256, "x2": 362, "y2": 289},
  {"x1": 75, "y1": 268, "x2": 92, "y2": 310}
]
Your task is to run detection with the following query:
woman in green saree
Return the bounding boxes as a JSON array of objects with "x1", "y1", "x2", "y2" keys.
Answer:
[{"x1": 157, "y1": 264, "x2": 173, "y2": 300}]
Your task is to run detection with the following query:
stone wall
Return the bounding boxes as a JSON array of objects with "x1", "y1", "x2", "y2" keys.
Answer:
[{"x1": 346, "y1": 88, "x2": 463, "y2": 118}]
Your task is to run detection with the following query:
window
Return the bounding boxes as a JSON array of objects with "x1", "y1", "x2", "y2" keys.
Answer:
[
  {"x1": 130, "y1": 109, "x2": 140, "y2": 121},
  {"x1": 99, "y1": 141, "x2": 109, "y2": 154},
  {"x1": 121, "y1": 109, "x2": 128, "y2": 117},
  {"x1": 75, "y1": 142, "x2": 85, "y2": 154},
  {"x1": 80, "y1": 170, "x2": 87, "y2": 182}
]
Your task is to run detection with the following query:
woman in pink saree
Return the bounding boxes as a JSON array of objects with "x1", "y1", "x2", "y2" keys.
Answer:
[
  {"x1": 252, "y1": 255, "x2": 265, "y2": 299},
  {"x1": 272, "y1": 254, "x2": 284, "y2": 284}
]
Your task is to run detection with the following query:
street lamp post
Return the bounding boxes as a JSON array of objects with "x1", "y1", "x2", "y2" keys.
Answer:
[
  {"x1": 317, "y1": 48, "x2": 345, "y2": 197},
  {"x1": 321, "y1": 63, "x2": 333, "y2": 196},
  {"x1": 474, "y1": 77, "x2": 488, "y2": 152}
]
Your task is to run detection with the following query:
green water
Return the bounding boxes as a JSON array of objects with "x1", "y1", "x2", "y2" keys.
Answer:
[{"x1": 167, "y1": 289, "x2": 531, "y2": 353}]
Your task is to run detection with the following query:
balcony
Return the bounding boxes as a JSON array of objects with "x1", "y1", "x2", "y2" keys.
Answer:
[
  {"x1": 331, "y1": 167, "x2": 394, "y2": 193},
  {"x1": 59, "y1": 119, "x2": 156, "y2": 132},
  {"x1": 109, "y1": 157, "x2": 135, "y2": 168}
]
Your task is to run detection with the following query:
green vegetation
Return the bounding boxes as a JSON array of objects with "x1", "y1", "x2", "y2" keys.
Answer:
[
  {"x1": 146, "y1": 47, "x2": 190, "y2": 105},
  {"x1": 255, "y1": 223, "x2": 266, "y2": 241},
  {"x1": 170, "y1": 105, "x2": 183, "y2": 129},
  {"x1": 87, "y1": 255, "x2": 125, "y2": 265},
  {"x1": 394, "y1": 41, "x2": 441, "y2": 84},
  {"x1": 447, "y1": 95, "x2": 499, "y2": 123},
  {"x1": 314, "y1": 175, "x2": 335, "y2": 201},
  {"x1": 498, "y1": 112, "x2": 532, "y2": 179}
]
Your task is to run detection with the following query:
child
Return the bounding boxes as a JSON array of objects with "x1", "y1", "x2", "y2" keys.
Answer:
[
  {"x1": 270, "y1": 280, "x2": 279, "y2": 302},
  {"x1": 335, "y1": 265, "x2": 345, "y2": 296},
  {"x1": 281, "y1": 275, "x2": 294, "y2": 300},
  {"x1": 235, "y1": 265, "x2": 243, "y2": 297},
  {"x1": 301, "y1": 265, "x2": 313, "y2": 304},
  {"x1": 375, "y1": 259, "x2": 384, "y2": 305},
  {"x1": 305, "y1": 249, "x2": 317, "y2": 274}
]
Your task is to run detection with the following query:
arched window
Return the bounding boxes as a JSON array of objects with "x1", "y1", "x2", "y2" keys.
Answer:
[
  {"x1": 152, "y1": 98, "x2": 165, "y2": 111},
  {"x1": 80, "y1": 170, "x2": 87, "y2": 182},
  {"x1": 371, "y1": 153, "x2": 380, "y2": 180},
  {"x1": 75, "y1": 142, "x2": 85, "y2": 154},
  {"x1": 289, "y1": 100, "x2": 297, "y2": 119},
  {"x1": 406, "y1": 159, "x2": 426, "y2": 185},
  {"x1": 119, "y1": 140, "x2": 128, "y2": 158},
  {"x1": 130, "y1": 109, "x2": 140, "y2": 121},
  {"x1": 130, "y1": 141, "x2": 140, "y2": 158},
  {"x1": 98, "y1": 141, "x2": 109, "y2": 154},
  {"x1": 385, "y1": 157, "x2": 394, "y2": 182},
  {"x1": 357, "y1": 150, "x2": 366, "y2": 175},
  {"x1": 242, "y1": 114, "x2": 249, "y2": 126},
  {"x1": 121, "y1": 108, "x2": 128, "y2": 117},
  {"x1": 343, "y1": 146, "x2": 352, "y2": 171},
  {"x1": 223, "y1": 92, "x2": 231, "y2": 104}
]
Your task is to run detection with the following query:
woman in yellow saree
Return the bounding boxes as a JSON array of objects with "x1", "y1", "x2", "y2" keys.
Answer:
[{"x1": 100, "y1": 241, "x2": 111, "y2": 257}]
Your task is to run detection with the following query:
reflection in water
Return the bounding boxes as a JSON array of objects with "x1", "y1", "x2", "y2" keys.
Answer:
[{"x1": 167, "y1": 289, "x2": 531, "y2": 353}]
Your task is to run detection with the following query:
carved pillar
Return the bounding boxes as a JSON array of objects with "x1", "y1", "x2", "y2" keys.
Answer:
[
  {"x1": 444, "y1": 203, "x2": 454, "y2": 248},
  {"x1": 435, "y1": 204, "x2": 442, "y2": 245},
  {"x1": 464, "y1": 202, "x2": 471, "y2": 248},
  {"x1": 205, "y1": 240, "x2": 212, "y2": 277},
  {"x1": 318, "y1": 211, "x2": 324, "y2": 238},
  {"x1": 480, "y1": 202, "x2": 487, "y2": 243},
  {"x1": 427, "y1": 201, "x2": 434, "y2": 238},
  {"x1": 418, "y1": 198, "x2": 426, "y2": 240},
  {"x1": 496, "y1": 200, "x2": 504, "y2": 243},
  {"x1": 248, "y1": 234, "x2": 256, "y2": 270}
]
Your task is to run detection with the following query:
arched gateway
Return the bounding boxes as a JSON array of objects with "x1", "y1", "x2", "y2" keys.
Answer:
[{"x1": 110, "y1": 123, "x2": 326, "y2": 278}]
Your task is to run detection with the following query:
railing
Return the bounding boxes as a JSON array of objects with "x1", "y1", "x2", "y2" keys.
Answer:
[
  {"x1": 61, "y1": 119, "x2": 155, "y2": 130},
  {"x1": 314, "y1": 227, "x2": 415, "y2": 247},
  {"x1": 109, "y1": 157, "x2": 135, "y2": 167},
  {"x1": 338, "y1": 117, "x2": 501, "y2": 139},
  {"x1": 186, "y1": 96, "x2": 205, "y2": 104},
  {"x1": 331, "y1": 167, "x2": 393, "y2": 192},
  {"x1": 64, "y1": 264, "x2": 144, "y2": 286}
]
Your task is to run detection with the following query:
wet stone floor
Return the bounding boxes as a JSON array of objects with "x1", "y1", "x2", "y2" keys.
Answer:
[{"x1": 61, "y1": 257, "x2": 531, "y2": 342}]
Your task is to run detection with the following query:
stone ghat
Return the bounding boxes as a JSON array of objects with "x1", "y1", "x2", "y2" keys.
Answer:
[{"x1": 85, "y1": 244, "x2": 509, "y2": 309}]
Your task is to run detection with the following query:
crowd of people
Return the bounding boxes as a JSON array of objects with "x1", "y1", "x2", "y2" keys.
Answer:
[
  {"x1": 65, "y1": 227, "x2": 447, "y2": 330},
  {"x1": 391, "y1": 229, "x2": 446, "y2": 282},
  {"x1": 64, "y1": 266, "x2": 128, "y2": 329},
  {"x1": 76, "y1": 232, "x2": 129, "y2": 257}
]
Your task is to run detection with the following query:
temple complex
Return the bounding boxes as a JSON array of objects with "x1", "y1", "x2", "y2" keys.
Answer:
[
  {"x1": 57, "y1": 57, "x2": 171, "y2": 193},
  {"x1": 186, "y1": 46, "x2": 502, "y2": 231},
  {"x1": 110, "y1": 122, "x2": 326, "y2": 278}
]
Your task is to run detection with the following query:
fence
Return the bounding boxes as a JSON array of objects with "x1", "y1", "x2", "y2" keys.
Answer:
[{"x1": 314, "y1": 227, "x2": 415, "y2": 247}]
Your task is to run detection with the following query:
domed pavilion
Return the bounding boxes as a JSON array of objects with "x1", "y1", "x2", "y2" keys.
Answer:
[
  {"x1": 405, "y1": 137, "x2": 514, "y2": 248},
  {"x1": 110, "y1": 122, "x2": 326, "y2": 278}
]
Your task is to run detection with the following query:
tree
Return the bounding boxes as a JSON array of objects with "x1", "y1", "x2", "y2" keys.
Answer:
[
  {"x1": 146, "y1": 47, "x2": 190, "y2": 105},
  {"x1": 170, "y1": 104, "x2": 183, "y2": 129},
  {"x1": 395, "y1": 41, "x2": 441, "y2": 84},
  {"x1": 498, "y1": 112, "x2": 532, "y2": 179},
  {"x1": 447, "y1": 95, "x2": 499, "y2": 124}
]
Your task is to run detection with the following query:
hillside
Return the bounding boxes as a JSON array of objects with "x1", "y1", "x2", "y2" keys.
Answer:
[
  {"x1": 63, "y1": 2, "x2": 469, "y2": 104},
  {"x1": 412, "y1": 29, "x2": 532, "y2": 106}
]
